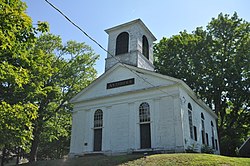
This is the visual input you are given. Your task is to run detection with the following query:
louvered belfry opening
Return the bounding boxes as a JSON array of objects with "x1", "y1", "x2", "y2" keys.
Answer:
[
  {"x1": 142, "y1": 35, "x2": 149, "y2": 59},
  {"x1": 115, "y1": 32, "x2": 129, "y2": 55}
]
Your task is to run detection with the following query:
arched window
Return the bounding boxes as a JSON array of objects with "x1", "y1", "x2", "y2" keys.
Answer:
[
  {"x1": 211, "y1": 121, "x2": 215, "y2": 149},
  {"x1": 115, "y1": 32, "x2": 129, "y2": 55},
  {"x1": 93, "y1": 109, "x2": 103, "y2": 151},
  {"x1": 188, "y1": 103, "x2": 193, "y2": 139},
  {"x1": 139, "y1": 102, "x2": 150, "y2": 122},
  {"x1": 94, "y1": 109, "x2": 103, "y2": 128},
  {"x1": 139, "y1": 102, "x2": 151, "y2": 149},
  {"x1": 142, "y1": 35, "x2": 149, "y2": 59},
  {"x1": 201, "y1": 113, "x2": 205, "y2": 120},
  {"x1": 201, "y1": 113, "x2": 205, "y2": 144},
  {"x1": 188, "y1": 103, "x2": 192, "y2": 110}
]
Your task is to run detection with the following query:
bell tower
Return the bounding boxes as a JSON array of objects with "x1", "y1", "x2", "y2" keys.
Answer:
[{"x1": 104, "y1": 19, "x2": 157, "y2": 72}]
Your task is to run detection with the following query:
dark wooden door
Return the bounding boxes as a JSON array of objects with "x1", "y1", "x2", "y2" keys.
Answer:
[
  {"x1": 140, "y1": 123, "x2": 151, "y2": 149},
  {"x1": 94, "y1": 129, "x2": 102, "y2": 151}
]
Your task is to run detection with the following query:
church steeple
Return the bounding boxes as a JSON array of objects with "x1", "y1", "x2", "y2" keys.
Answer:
[{"x1": 104, "y1": 19, "x2": 157, "y2": 72}]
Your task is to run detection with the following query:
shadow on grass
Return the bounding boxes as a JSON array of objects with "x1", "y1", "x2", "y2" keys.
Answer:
[{"x1": 21, "y1": 154, "x2": 144, "y2": 166}]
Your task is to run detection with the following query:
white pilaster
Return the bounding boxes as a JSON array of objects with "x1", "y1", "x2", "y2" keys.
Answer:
[
  {"x1": 103, "y1": 106, "x2": 112, "y2": 152},
  {"x1": 128, "y1": 102, "x2": 136, "y2": 150}
]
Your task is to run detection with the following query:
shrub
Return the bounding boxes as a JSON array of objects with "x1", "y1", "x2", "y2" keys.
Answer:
[
  {"x1": 185, "y1": 144, "x2": 198, "y2": 153},
  {"x1": 201, "y1": 144, "x2": 214, "y2": 154}
]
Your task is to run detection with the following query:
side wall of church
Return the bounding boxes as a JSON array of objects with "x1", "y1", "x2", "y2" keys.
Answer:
[
  {"x1": 154, "y1": 94, "x2": 185, "y2": 152},
  {"x1": 179, "y1": 88, "x2": 220, "y2": 154}
]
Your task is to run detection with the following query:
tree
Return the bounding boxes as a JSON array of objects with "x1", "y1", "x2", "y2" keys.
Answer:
[
  {"x1": 0, "y1": 0, "x2": 98, "y2": 164},
  {"x1": 154, "y1": 12, "x2": 250, "y2": 156},
  {"x1": 0, "y1": 1, "x2": 48, "y2": 165},
  {"x1": 28, "y1": 33, "x2": 99, "y2": 161}
]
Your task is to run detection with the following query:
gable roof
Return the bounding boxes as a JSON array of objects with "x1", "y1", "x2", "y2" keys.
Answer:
[
  {"x1": 70, "y1": 63, "x2": 217, "y2": 119},
  {"x1": 70, "y1": 63, "x2": 179, "y2": 103},
  {"x1": 105, "y1": 19, "x2": 157, "y2": 41}
]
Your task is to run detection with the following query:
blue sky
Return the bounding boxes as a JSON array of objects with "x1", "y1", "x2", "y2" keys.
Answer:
[{"x1": 23, "y1": 0, "x2": 249, "y2": 75}]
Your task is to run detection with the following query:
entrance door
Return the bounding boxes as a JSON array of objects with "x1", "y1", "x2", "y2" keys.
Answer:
[
  {"x1": 93, "y1": 129, "x2": 102, "y2": 151},
  {"x1": 140, "y1": 123, "x2": 151, "y2": 149}
]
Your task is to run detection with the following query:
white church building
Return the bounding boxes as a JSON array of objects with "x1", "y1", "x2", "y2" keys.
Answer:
[{"x1": 69, "y1": 19, "x2": 220, "y2": 156}]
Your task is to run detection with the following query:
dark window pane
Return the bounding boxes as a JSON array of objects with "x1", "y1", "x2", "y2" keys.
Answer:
[
  {"x1": 194, "y1": 126, "x2": 197, "y2": 141},
  {"x1": 188, "y1": 103, "x2": 193, "y2": 139},
  {"x1": 206, "y1": 133, "x2": 209, "y2": 146},
  {"x1": 212, "y1": 136, "x2": 215, "y2": 149},
  {"x1": 215, "y1": 139, "x2": 218, "y2": 150},
  {"x1": 202, "y1": 130, "x2": 205, "y2": 144},
  {"x1": 188, "y1": 110, "x2": 193, "y2": 139}
]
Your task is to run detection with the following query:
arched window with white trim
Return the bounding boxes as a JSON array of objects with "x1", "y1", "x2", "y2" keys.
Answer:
[
  {"x1": 188, "y1": 103, "x2": 193, "y2": 139},
  {"x1": 211, "y1": 121, "x2": 215, "y2": 149},
  {"x1": 139, "y1": 102, "x2": 151, "y2": 149},
  {"x1": 201, "y1": 113, "x2": 205, "y2": 144},
  {"x1": 93, "y1": 109, "x2": 103, "y2": 151}
]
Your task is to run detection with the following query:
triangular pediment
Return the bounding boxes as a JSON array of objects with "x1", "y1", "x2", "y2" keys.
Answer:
[{"x1": 70, "y1": 63, "x2": 182, "y2": 103}]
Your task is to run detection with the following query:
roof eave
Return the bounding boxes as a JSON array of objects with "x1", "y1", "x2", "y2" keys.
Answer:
[{"x1": 105, "y1": 19, "x2": 157, "y2": 41}]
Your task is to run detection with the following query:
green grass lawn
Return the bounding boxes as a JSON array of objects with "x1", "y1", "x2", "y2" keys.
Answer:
[
  {"x1": 121, "y1": 153, "x2": 250, "y2": 166},
  {"x1": 22, "y1": 153, "x2": 250, "y2": 166}
]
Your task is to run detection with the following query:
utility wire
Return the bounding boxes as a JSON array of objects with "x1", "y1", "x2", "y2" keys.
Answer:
[
  {"x1": 45, "y1": 0, "x2": 178, "y2": 98},
  {"x1": 44, "y1": 0, "x2": 110, "y2": 56}
]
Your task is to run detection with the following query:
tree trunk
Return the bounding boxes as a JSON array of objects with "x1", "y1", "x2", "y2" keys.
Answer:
[
  {"x1": 16, "y1": 147, "x2": 20, "y2": 165},
  {"x1": 29, "y1": 130, "x2": 40, "y2": 162},
  {"x1": 1, "y1": 146, "x2": 6, "y2": 166},
  {"x1": 214, "y1": 92, "x2": 223, "y2": 153}
]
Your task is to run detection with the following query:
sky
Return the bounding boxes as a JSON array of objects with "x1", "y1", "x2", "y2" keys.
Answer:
[{"x1": 23, "y1": 0, "x2": 250, "y2": 75}]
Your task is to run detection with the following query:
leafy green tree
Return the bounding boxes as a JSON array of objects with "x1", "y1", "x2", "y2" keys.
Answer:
[
  {"x1": 0, "y1": 1, "x2": 49, "y2": 165},
  {"x1": 0, "y1": 0, "x2": 98, "y2": 163},
  {"x1": 154, "y1": 12, "x2": 250, "y2": 156},
  {"x1": 28, "y1": 34, "x2": 99, "y2": 161}
]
